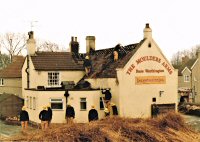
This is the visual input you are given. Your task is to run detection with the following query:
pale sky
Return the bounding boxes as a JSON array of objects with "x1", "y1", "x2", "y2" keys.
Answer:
[{"x1": 0, "y1": 0, "x2": 200, "y2": 60}]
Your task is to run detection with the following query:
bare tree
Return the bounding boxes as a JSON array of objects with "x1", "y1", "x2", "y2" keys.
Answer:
[
  {"x1": 0, "y1": 54, "x2": 10, "y2": 69},
  {"x1": 0, "y1": 33, "x2": 27, "y2": 62},
  {"x1": 37, "y1": 40, "x2": 59, "y2": 52},
  {"x1": 171, "y1": 51, "x2": 182, "y2": 66}
]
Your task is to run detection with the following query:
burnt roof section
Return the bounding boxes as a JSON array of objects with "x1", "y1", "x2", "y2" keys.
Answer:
[
  {"x1": 0, "y1": 56, "x2": 25, "y2": 78},
  {"x1": 174, "y1": 58, "x2": 197, "y2": 76},
  {"x1": 31, "y1": 52, "x2": 84, "y2": 71},
  {"x1": 84, "y1": 39, "x2": 145, "y2": 78}
]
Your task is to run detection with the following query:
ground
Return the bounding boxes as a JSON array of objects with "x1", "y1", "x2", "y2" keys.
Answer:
[{"x1": 3, "y1": 112, "x2": 200, "y2": 142}]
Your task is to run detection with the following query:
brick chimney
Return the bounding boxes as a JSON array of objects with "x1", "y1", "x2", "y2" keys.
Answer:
[
  {"x1": 27, "y1": 31, "x2": 36, "y2": 55},
  {"x1": 86, "y1": 36, "x2": 95, "y2": 53},
  {"x1": 143, "y1": 23, "x2": 152, "y2": 39},
  {"x1": 69, "y1": 36, "x2": 79, "y2": 54}
]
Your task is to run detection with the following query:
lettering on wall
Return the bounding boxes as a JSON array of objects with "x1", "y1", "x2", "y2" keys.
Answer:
[{"x1": 126, "y1": 56, "x2": 173, "y2": 75}]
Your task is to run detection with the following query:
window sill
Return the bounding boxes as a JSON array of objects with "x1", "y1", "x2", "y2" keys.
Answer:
[
  {"x1": 80, "y1": 109, "x2": 87, "y2": 111},
  {"x1": 52, "y1": 109, "x2": 64, "y2": 111}
]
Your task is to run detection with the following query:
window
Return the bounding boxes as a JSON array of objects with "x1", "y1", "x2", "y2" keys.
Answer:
[
  {"x1": 0, "y1": 78, "x2": 4, "y2": 86},
  {"x1": 30, "y1": 97, "x2": 32, "y2": 109},
  {"x1": 80, "y1": 98, "x2": 87, "y2": 110},
  {"x1": 50, "y1": 98, "x2": 63, "y2": 110},
  {"x1": 33, "y1": 97, "x2": 36, "y2": 110},
  {"x1": 26, "y1": 96, "x2": 29, "y2": 108},
  {"x1": 148, "y1": 42, "x2": 151, "y2": 48},
  {"x1": 100, "y1": 97, "x2": 104, "y2": 110},
  {"x1": 48, "y1": 72, "x2": 60, "y2": 87},
  {"x1": 184, "y1": 75, "x2": 190, "y2": 82}
]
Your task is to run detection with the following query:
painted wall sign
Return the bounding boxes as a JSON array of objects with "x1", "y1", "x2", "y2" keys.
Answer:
[
  {"x1": 135, "y1": 76, "x2": 166, "y2": 85},
  {"x1": 126, "y1": 56, "x2": 173, "y2": 75}
]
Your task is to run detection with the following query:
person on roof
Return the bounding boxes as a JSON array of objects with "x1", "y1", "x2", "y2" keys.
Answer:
[
  {"x1": 20, "y1": 106, "x2": 29, "y2": 131},
  {"x1": 88, "y1": 105, "x2": 99, "y2": 122},
  {"x1": 66, "y1": 104, "x2": 75, "y2": 123},
  {"x1": 83, "y1": 55, "x2": 92, "y2": 76},
  {"x1": 113, "y1": 44, "x2": 122, "y2": 61}
]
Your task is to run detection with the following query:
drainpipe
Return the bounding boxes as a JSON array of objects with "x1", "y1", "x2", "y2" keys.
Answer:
[{"x1": 25, "y1": 55, "x2": 30, "y2": 89}]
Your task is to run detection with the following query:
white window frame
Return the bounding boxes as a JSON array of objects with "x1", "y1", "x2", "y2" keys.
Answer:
[
  {"x1": 26, "y1": 96, "x2": 29, "y2": 108},
  {"x1": 50, "y1": 98, "x2": 63, "y2": 110},
  {"x1": 184, "y1": 75, "x2": 190, "y2": 82},
  {"x1": 48, "y1": 72, "x2": 60, "y2": 87},
  {"x1": 30, "y1": 97, "x2": 32, "y2": 109},
  {"x1": 33, "y1": 97, "x2": 36, "y2": 110},
  {"x1": 80, "y1": 98, "x2": 87, "y2": 111},
  {"x1": 100, "y1": 97, "x2": 104, "y2": 110},
  {"x1": 0, "y1": 78, "x2": 4, "y2": 86}
]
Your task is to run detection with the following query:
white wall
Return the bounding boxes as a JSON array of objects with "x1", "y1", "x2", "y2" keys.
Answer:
[
  {"x1": 117, "y1": 38, "x2": 178, "y2": 118},
  {"x1": 68, "y1": 90, "x2": 104, "y2": 123},
  {"x1": 22, "y1": 56, "x2": 85, "y2": 98},
  {"x1": 24, "y1": 90, "x2": 66, "y2": 123}
]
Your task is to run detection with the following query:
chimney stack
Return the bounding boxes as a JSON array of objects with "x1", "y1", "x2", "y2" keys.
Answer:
[
  {"x1": 27, "y1": 31, "x2": 36, "y2": 55},
  {"x1": 143, "y1": 23, "x2": 152, "y2": 39},
  {"x1": 69, "y1": 36, "x2": 79, "y2": 54},
  {"x1": 86, "y1": 36, "x2": 95, "y2": 53}
]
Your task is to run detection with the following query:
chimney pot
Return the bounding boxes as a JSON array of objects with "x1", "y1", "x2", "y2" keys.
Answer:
[
  {"x1": 71, "y1": 36, "x2": 74, "y2": 42},
  {"x1": 146, "y1": 23, "x2": 150, "y2": 28}
]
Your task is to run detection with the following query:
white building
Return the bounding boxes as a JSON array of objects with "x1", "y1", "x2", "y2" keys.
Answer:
[{"x1": 22, "y1": 24, "x2": 178, "y2": 123}]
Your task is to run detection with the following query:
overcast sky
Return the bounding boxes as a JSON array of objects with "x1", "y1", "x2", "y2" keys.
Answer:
[{"x1": 0, "y1": 0, "x2": 199, "y2": 60}]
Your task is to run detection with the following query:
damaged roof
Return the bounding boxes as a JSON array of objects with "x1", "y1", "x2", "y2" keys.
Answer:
[
  {"x1": 30, "y1": 39, "x2": 144, "y2": 78},
  {"x1": 0, "y1": 56, "x2": 25, "y2": 78},
  {"x1": 85, "y1": 39, "x2": 145, "y2": 78},
  {"x1": 31, "y1": 52, "x2": 84, "y2": 71}
]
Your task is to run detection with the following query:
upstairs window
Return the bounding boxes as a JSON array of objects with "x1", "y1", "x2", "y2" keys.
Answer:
[
  {"x1": 0, "y1": 78, "x2": 4, "y2": 86},
  {"x1": 184, "y1": 75, "x2": 190, "y2": 82},
  {"x1": 48, "y1": 72, "x2": 60, "y2": 87}
]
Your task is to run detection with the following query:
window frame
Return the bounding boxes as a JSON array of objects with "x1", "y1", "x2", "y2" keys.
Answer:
[
  {"x1": 48, "y1": 72, "x2": 60, "y2": 87},
  {"x1": 184, "y1": 75, "x2": 190, "y2": 82},
  {"x1": 50, "y1": 98, "x2": 63, "y2": 110},
  {"x1": 33, "y1": 97, "x2": 36, "y2": 110},
  {"x1": 26, "y1": 96, "x2": 29, "y2": 108},
  {"x1": 80, "y1": 98, "x2": 87, "y2": 111},
  {"x1": 30, "y1": 97, "x2": 32, "y2": 109},
  {"x1": 0, "y1": 78, "x2": 4, "y2": 86},
  {"x1": 100, "y1": 97, "x2": 104, "y2": 110}
]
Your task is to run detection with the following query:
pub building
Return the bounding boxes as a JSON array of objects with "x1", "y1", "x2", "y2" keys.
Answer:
[{"x1": 22, "y1": 24, "x2": 178, "y2": 123}]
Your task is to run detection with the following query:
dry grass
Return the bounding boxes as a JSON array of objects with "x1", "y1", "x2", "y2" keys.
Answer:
[{"x1": 6, "y1": 112, "x2": 200, "y2": 142}]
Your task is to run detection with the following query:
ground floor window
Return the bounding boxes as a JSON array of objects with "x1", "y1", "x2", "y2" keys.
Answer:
[
  {"x1": 33, "y1": 97, "x2": 36, "y2": 110},
  {"x1": 26, "y1": 96, "x2": 29, "y2": 108},
  {"x1": 100, "y1": 97, "x2": 104, "y2": 110},
  {"x1": 50, "y1": 98, "x2": 63, "y2": 110},
  {"x1": 80, "y1": 98, "x2": 87, "y2": 110},
  {"x1": 29, "y1": 97, "x2": 32, "y2": 109},
  {"x1": 0, "y1": 78, "x2": 4, "y2": 86}
]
